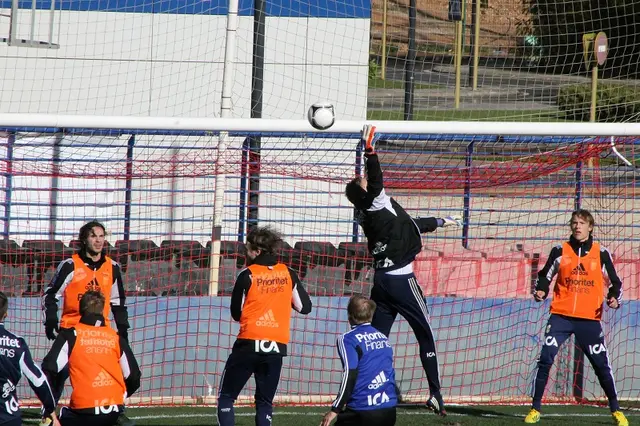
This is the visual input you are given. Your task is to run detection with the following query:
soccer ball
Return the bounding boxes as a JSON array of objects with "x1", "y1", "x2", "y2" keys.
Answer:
[{"x1": 308, "y1": 102, "x2": 335, "y2": 130}]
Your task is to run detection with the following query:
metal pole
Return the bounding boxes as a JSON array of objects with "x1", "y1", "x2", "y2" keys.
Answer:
[
  {"x1": 590, "y1": 66, "x2": 598, "y2": 122},
  {"x1": 381, "y1": 0, "x2": 388, "y2": 80},
  {"x1": 8, "y1": 0, "x2": 17, "y2": 45},
  {"x1": 168, "y1": 146, "x2": 178, "y2": 239},
  {"x1": 209, "y1": 0, "x2": 239, "y2": 296},
  {"x1": 3, "y1": 133, "x2": 15, "y2": 239},
  {"x1": 48, "y1": 0, "x2": 56, "y2": 45},
  {"x1": 460, "y1": 0, "x2": 466, "y2": 62},
  {"x1": 30, "y1": 0, "x2": 36, "y2": 41},
  {"x1": 462, "y1": 141, "x2": 473, "y2": 248},
  {"x1": 403, "y1": 0, "x2": 416, "y2": 120},
  {"x1": 49, "y1": 133, "x2": 62, "y2": 240},
  {"x1": 237, "y1": 137, "x2": 249, "y2": 241},
  {"x1": 468, "y1": 0, "x2": 480, "y2": 89},
  {"x1": 123, "y1": 135, "x2": 135, "y2": 241},
  {"x1": 248, "y1": 0, "x2": 265, "y2": 232},
  {"x1": 454, "y1": 21, "x2": 462, "y2": 109}
]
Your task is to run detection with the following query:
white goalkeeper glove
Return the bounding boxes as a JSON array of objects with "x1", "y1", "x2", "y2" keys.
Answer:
[
  {"x1": 441, "y1": 215, "x2": 463, "y2": 228},
  {"x1": 361, "y1": 124, "x2": 377, "y2": 154}
]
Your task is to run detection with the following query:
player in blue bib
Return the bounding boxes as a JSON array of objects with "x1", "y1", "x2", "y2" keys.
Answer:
[{"x1": 321, "y1": 295, "x2": 397, "y2": 426}]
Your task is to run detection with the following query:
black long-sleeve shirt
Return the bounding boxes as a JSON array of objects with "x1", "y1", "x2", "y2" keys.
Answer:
[
  {"x1": 42, "y1": 251, "x2": 129, "y2": 332},
  {"x1": 354, "y1": 153, "x2": 441, "y2": 271},
  {"x1": 536, "y1": 235, "x2": 623, "y2": 301}
]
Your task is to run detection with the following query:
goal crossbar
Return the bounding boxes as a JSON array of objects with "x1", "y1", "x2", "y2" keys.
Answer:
[{"x1": 1, "y1": 114, "x2": 640, "y2": 136}]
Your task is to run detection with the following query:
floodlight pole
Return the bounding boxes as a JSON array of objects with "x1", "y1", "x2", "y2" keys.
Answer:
[
  {"x1": 454, "y1": 21, "x2": 462, "y2": 108},
  {"x1": 449, "y1": 0, "x2": 463, "y2": 108},
  {"x1": 403, "y1": 0, "x2": 417, "y2": 120},
  {"x1": 381, "y1": 0, "x2": 388, "y2": 80},
  {"x1": 248, "y1": 0, "x2": 266, "y2": 233},
  {"x1": 468, "y1": 0, "x2": 480, "y2": 89}
]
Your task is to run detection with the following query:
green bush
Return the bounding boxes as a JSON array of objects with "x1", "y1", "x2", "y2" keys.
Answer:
[
  {"x1": 368, "y1": 59, "x2": 380, "y2": 80},
  {"x1": 556, "y1": 83, "x2": 640, "y2": 122}
]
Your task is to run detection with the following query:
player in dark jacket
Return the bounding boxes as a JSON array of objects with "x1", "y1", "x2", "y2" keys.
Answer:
[
  {"x1": 0, "y1": 291, "x2": 59, "y2": 426},
  {"x1": 321, "y1": 295, "x2": 397, "y2": 426},
  {"x1": 344, "y1": 125, "x2": 462, "y2": 416}
]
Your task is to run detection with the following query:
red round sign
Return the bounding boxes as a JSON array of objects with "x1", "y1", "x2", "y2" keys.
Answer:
[{"x1": 595, "y1": 32, "x2": 608, "y2": 66}]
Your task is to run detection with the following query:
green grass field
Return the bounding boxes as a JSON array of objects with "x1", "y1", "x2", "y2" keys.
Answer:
[
  {"x1": 368, "y1": 77, "x2": 441, "y2": 90},
  {"x1": 22, "y1": 405, "x2": 638, "y2": 425}
]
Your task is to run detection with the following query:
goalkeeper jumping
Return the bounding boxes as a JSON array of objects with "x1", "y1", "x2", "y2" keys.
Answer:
[{"x1": 344, "y1": 125, "x2": 462, "y2": 416}]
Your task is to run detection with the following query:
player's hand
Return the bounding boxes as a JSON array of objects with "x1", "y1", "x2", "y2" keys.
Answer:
[
  {"x1": 320, "y1": 411, "x2": 337, "y2": 426},
  {"x1": 441, "y1": 215, "x2": 463, "y2": 228},
  {"x1": 533, "y1": 290, "x2": 546, "y2": 302},
  {"x1": 361, "y1": 124, "x2": 377, "y2": 154},
  {"x1": 41, "y1": 412, "x2": 60, "y2": 426},
  {"x1": 44, "y1": 319, "x2": 59, "y2": 341},
  {"x1": 607, "y1": 297, "x2": 620, "y2": 309}
]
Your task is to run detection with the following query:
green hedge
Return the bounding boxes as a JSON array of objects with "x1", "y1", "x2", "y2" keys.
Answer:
[{"x1": 556, "y1": 83, "x2": 640, "y2": 122}]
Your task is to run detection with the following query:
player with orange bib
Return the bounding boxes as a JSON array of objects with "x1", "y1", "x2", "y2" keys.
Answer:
[
  {"x1": 42, "y1": 291, "x2": 140, "y2": 426},
  {"x1": 41, "y1": 222, "x2": 130, "y2": 401},
  {"x1": 525, "y1": 209, "x2": 628, "y2": 426},
  {"x1": 217, "y1": 226, "x2": 312, "y2": 426}
]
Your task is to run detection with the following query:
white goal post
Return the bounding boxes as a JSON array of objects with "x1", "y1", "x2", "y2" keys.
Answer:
[{"x1": 1, "y1": 113, "x2": 640, "y2": 135}]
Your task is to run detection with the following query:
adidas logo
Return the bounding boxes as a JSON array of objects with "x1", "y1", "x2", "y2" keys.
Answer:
[
  {"x1": 571, "y1": 263, "x2": 587, "y2": 276},
  {"x1": 85, "y1": 278, "x2": 100, "y2": 292},
  {"x1": 255, "y1": 310, "x2": 279, "y2": 328},
  {"x1": 92, "y1": 370, "x2": 115, "y2": 388},
  {"x1": 368, "y1": 371, "x2": 389, "y2": 389}
]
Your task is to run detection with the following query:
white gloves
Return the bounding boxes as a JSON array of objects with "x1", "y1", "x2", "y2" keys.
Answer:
[
  {"x1": 442, "y1": 215, "x2": 463, "y2": 228},
  {"x1": 361, "y1": 124, "x2": 377, "y2": 154}
]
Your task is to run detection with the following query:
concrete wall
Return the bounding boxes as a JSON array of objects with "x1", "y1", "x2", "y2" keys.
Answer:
[{"x1": 0, "y1": 0, "x2": 370, "y2": 119}]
